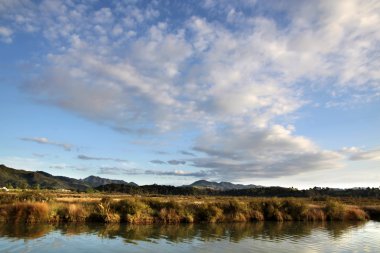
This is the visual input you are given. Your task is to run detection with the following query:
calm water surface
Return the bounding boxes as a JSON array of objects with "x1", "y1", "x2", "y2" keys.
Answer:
[{"x1": 0, "y1": 221, "x2": 379, "y2": 253}]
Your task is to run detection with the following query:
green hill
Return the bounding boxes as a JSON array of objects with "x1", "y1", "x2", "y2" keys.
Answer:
[
  {"x1": 188, "y1": 180, "x2": 259, "y2": 190},
  {"x1": 0, "y1": 164, "x2": 90, "y2": 191},
  {"x1": 0, "y1": 164, "x2": 140, "y2": 191},
  {"x1": 82, "y1": 175, "x2": 138, "y2": 188}
]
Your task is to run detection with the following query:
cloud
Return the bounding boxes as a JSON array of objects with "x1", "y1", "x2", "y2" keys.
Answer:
[
  {"x1": 17, "y1": 0, "x2": 378, "y2": 135},
  {"x1": 20, "y1": 137, "x2": 73, "y2": 151},
  {"x1": 145, "y1": 169, "x2": 209, "y2": 177},
  {"x1": 0, "y1": 26, "x2": 12, "y2": 43},
  {"x1": 97, "y1": 166, "x2": 207, "y2": 178},
  {"x1": 32, "y1": 153, "x2": 46, "y2": 158},
  {"x1": 167, "y1": 160, "x2": 186, "y2": 165},
  {"x1": 155, "y1": 151, "x2": 169, "y2": 155},
  {"x1": 341, "y1": 147, "x2": 380, "y2": 161},
  {"x1": 190, "y1": 125, "x2": 343, "y2": 181},
  {"x1": 97, "y1": 167, "x2": 140, "y2": 175},
  {"x1": 150, "y1": 160, "x2": 166, "y2": 164},
  {"x1": 78, "y1": 154, "x2": 128, "y2": 163},
  {"x1": 180, "y1": 150, "x2": 196, "y2": 156},
  {"x1": 48, "y1": 164, "x2": 88, "y2": 171},
  {"x1": 5, "y1": 1, "x2": 380, "y2": 181},
  {"x1": 49, "y1": 165, "x2": 71, "y2": 170}
]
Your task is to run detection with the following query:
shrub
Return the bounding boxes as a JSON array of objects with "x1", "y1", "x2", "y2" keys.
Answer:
[
  {"x1": 196, "y1": 204, "x2": 224, "y2": 223},
  {"x1": 325, "y1": 200, "x2": 345, "y2": 220},
  {"x1": 282, "y1": 199, "x2": 308, "y2": 221},
  {"x1": 0, "y1": 203, "x2": 49, "y2": 223},
  {"x1": 89, "y1": 197, "x2": 119, "y2": 223},
  {"x1": 158, "y1": 208, "x2": 181, "y2": 223},
  {"x1": 56, "y1": 204, "x2": 88, "y2": 222},
  {"x1": 344, "y1": 206, "x2": 368, "y2": 221},
  {"x1": 113, "y1": 199, "x2": 153, "y2": 224},
  {"x1": 262, "y1": 200, "x2": 281, "y2": 220}
]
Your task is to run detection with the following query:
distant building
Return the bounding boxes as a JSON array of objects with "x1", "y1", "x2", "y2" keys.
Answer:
[{"x1": 1, "y1": 187, "x2": 9, "y2": 192}]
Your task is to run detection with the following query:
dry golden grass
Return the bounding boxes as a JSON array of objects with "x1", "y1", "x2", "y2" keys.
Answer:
[
  {"x1": 0, "y1": 202, "x2": 49, "y2": 223},
  {"x1": 0, "y1": 192, "x2": 378, "y2": 224}
]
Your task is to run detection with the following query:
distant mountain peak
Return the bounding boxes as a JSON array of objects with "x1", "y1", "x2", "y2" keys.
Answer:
[
  {"x1": 188, "y1": 180, "x2": 258, "y2": 190},
  {"x1": 82, "y1": 175, "x2": 138, "y2": 188}
]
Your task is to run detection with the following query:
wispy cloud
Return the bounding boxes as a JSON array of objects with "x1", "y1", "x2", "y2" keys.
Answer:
[
  {"x1": 18, "y1": 0, "x2": 380, "y2": 134},
  {"x1": 32, "y1": 153, "x2": 46, "y2": 158},
  {"x1": 96, "y1": 166, "x2": 207, "y2": 178},
  {"x1": 97, "y1": 167, "x2": 140, "y2": 175},
  {"x1": 155, "y1": 151, "x2": 169, "y2": 155},
  {"x1": 150, "y1": 160, "x2": 166, "y2": 164},
  {"x1": 5, "y1": 0, "x2": 380, "y2": 181},
  {"x1": 78, "y1": 154, "x2": 128, "y2": 163},
  {"x1": 0, "y1": 26, "x2": 12, "y2": 43},
  {"x1": 145, "y1": 169, "x2": 209, "y2": 178},
  {"x1": 180, "y1": 150, "x2": 196, "y2": 157},
  {"x1": 150, "y1": 159, "x2": 186, "y2": 165},
  {"x1": 20, "y1": 137, "x2": 73, "y2": 151},
  {"x1": 49, "y1": 164, "x2": 89, "y2": 171},
  {"x1": 341, "y1": 147, "x2": 380, "y2": 161},
  {"x1": 167, "y1": 160, "x2": 186, "y2": 165}
]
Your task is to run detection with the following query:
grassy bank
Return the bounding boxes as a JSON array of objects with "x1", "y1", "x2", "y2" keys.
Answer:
[{"x1": 0, "y1": 192, "x2": 378, "y2": 224}]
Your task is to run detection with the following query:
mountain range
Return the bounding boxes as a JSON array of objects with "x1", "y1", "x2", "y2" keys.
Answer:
[
  {"x1": 0, "y1": 164, "x2": 261, "y2": 191},
  {"x1": 0, "y1": 164, "x2": 136, "y2": 191},
  {"x1": 82, "y1": 175, "x2": 138, "y2": 188},
  {"x1": 187, "y1": 180, "x2": 259, "y2": 190}
]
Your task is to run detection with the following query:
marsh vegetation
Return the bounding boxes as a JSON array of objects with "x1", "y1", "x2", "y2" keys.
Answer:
[{"x1": 0, "y1": 191, "x2": 378, "y2": 224}]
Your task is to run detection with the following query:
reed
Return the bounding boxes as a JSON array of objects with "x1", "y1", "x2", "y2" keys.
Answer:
[
  {"x1": 112, "y1": 199, "x2": 153, "y2": 224},
  {"x1": 325, "y1": 200, "x2": 346, "y2": 221},
  {"x1": 56, "y1": 203, "x2": 89, "y2": 222},
  {"x1": 0, "y1": 194, "x2": 375, "y2": 224},
  {"x1": 0, "y1": 202, "x2": 49, "y2": 223},
  {"x1": 344, "y1": 206, "x2": 369, "y2": 221}
]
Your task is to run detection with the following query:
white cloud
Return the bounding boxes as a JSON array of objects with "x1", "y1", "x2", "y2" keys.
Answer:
[
  {"x1": 341, "y1": 147, "x2": 380, "y2": 161},
  {"x1": 150, "y1": 160, "x2": 166, "y2": 164},
  {"x1": 0, "y1": 156, "x2": 45, "y2": 171},
  {"x1": 191, "y1": 125, "x2": 343, "y2": 180},
  {"x1": 18, "y1": 0, "x2": 380, "y2": 129},
  {"x1": 167, "y1": 160, "x2": 186, "y2": 165},
  {"x1": 0, "y1": 26, "x2": 12, "y2": 43},
  {"x1": 180, "y1": 151, "x2": 196, "y2": 157},
  {"x1": 98, "y1": 167, "x2": 140, "y2": 175},
  {"x1": 3, "y1": 0, "x2": 379, "y2": 180},
  {"x1": 144, "y1": 169, "x2": 209, "y2": 178},
  {"x1": 20, "y1": 137, "x2": 73, "y2": 151},
  {"x1": 77, "y1": 155, "x2": 128, "y2": 163}
]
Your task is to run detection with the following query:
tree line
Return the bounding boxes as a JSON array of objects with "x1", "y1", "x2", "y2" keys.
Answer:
[{"x1": 95, "y1": 184, "x2": 380, "y2": 198}]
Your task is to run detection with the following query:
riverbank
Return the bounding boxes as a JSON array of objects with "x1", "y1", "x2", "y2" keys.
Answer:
[{"x1": 0, "y1": 192, "x2": 379, "y2": 224}]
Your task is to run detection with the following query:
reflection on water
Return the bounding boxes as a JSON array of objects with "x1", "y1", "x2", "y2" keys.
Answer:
[
  {"x1": 0, "y1": 221, "x2": 366, "y2": 242},
  {"x1": 0, "y1": 221, "x2": 379, "y2": 253}
]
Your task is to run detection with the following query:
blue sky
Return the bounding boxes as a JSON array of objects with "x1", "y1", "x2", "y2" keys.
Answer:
[{"x1": 1, "y1": 0, "x2": 379, "y2": 188}]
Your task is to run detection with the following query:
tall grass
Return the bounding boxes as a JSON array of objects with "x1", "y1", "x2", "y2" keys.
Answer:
[
  {"x1": 0, "y1": 194, "x2": 374, "y2": 224},
  {"x1": 55, "y1": 204, "x2": 89, "y2": 222},
  {"x1": 88, "y1": 197, "x2": 120, "y2": 223},
  {"x1": 0, "y1": 203, "x2": 49, "y2": 223}
]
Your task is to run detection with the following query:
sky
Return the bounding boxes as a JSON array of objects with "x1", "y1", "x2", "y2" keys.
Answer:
[{"x1": 0, "y1": 0, "x2": 379, "y2": 188}]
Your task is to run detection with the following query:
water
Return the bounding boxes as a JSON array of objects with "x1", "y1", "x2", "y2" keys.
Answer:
[{"x1": 0, "y1": 221, "x2": 379, "y2": 253}]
